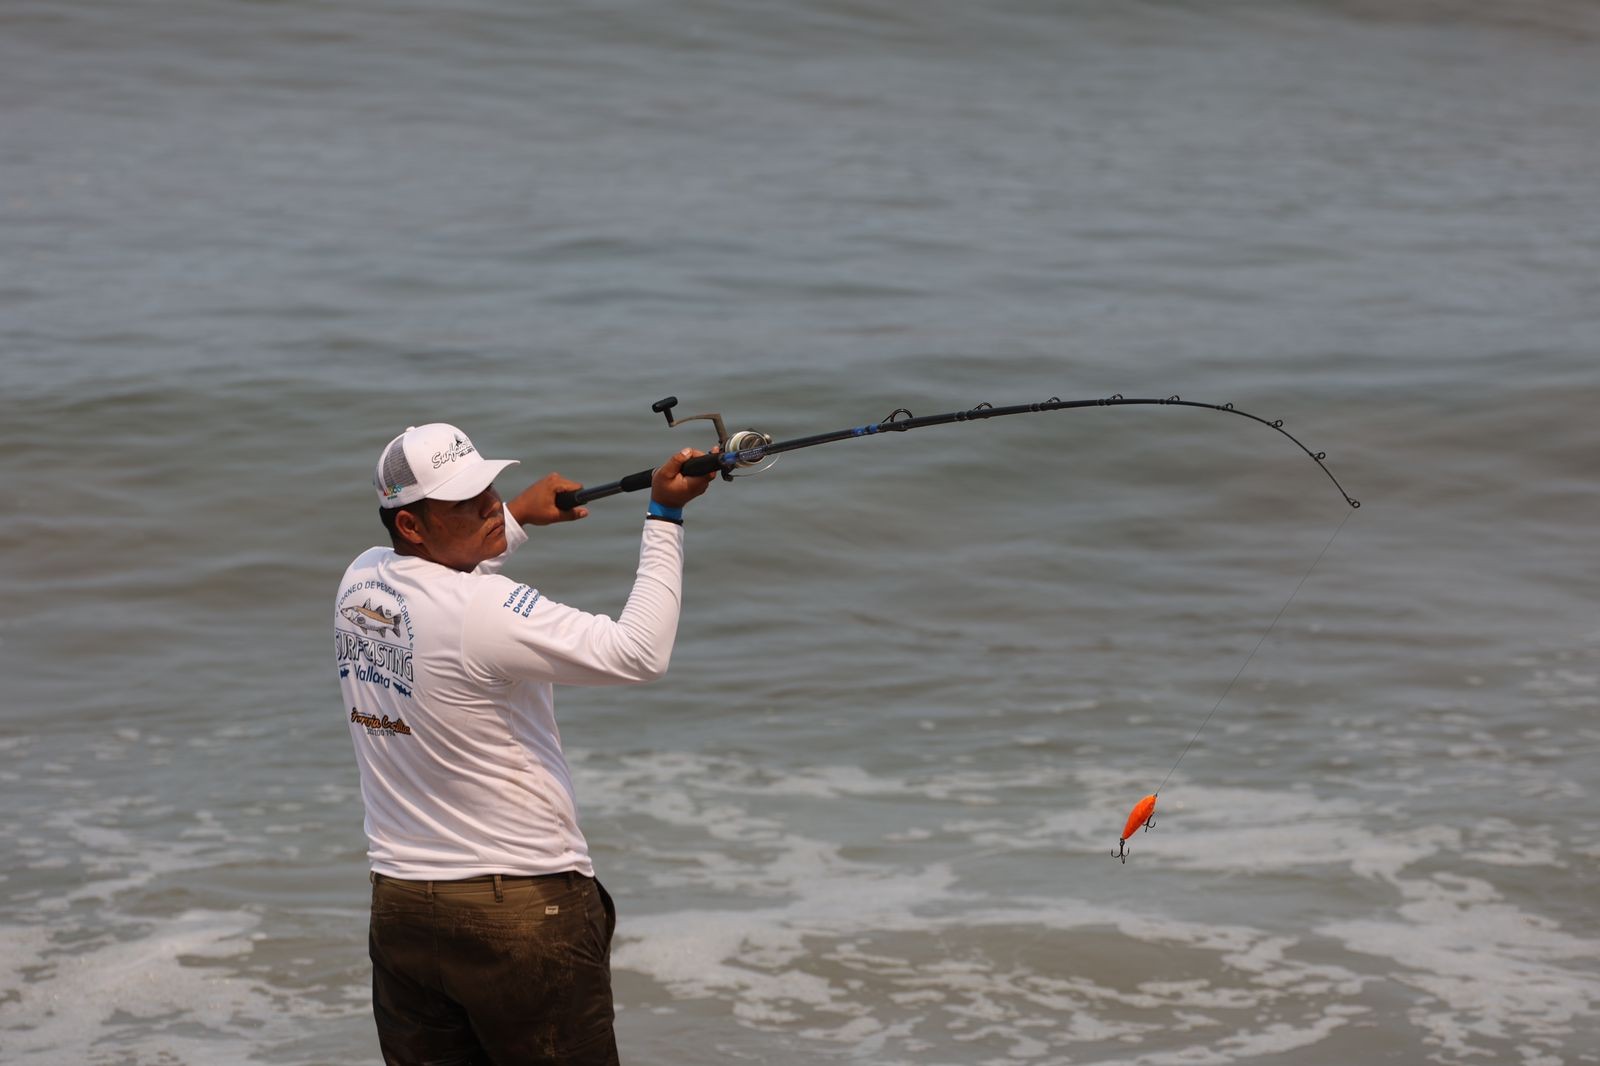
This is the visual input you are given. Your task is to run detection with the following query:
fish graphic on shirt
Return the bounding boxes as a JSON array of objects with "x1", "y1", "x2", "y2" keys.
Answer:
[{"x1": 341, "y1": 599, "x2": 402, "y2": 638}]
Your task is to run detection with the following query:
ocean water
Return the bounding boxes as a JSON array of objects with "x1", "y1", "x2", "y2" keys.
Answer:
[{"x1": 2, "y1": 1, "x2": 1598, "y2": 1063}]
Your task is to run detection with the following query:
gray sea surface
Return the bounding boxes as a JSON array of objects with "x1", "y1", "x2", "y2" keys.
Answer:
[{"x1": 3, "y1": 1, "x2": 1599, "y2": 1063}]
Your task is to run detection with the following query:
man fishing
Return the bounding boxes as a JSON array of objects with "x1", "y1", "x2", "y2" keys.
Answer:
[{"x1": 334, "y1": 421, "x2": 715, "y2": 1065}]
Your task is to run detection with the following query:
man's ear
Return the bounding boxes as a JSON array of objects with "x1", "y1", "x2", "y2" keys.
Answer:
[{"x1": 394, "y1": 506, "x2": 428, "y2": 546}]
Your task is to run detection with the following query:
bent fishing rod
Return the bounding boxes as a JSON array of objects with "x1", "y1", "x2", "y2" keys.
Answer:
[
  {"x1": 554, "y1": 392, "x2": 1361, "y2": 864},
  {"x1": 552, "y1": 394, "x2": 1361, "y2": 511}
]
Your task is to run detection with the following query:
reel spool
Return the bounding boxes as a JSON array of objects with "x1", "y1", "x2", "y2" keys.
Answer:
[
  {"x1": 723, "y1": 428, "x2": 778, "y2": 476},
  {"x1": 653, "y1": 397, "x2": 777, "y2": 479}
]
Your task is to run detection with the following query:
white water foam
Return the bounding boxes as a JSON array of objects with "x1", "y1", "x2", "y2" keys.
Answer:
[
  {"x1": 2, "y1": 911, "x2": 255, "y2": 1065},
  {"x1": 578, "y1": 749, "x2": 1598, "y2": 1064},
  {"x1": 0, "y1": 766, "x2": 370, "y2": 1064}
]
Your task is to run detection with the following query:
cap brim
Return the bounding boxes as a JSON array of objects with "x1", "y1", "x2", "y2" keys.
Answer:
[{"x1": 426, "y1": 457, "x2": 520, "y2": 502}]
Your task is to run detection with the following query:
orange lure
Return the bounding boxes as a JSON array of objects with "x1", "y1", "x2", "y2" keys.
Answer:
[{"x1": 1113, "y1": 793, "x2": 1157, "y2": 863}]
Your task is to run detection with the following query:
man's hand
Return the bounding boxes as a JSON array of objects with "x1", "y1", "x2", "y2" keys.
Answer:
[
  {"x1": 509, "y1": 473, "x2": 589, "y2": 526},
  {"x1": 650, "y1": 448, "x2": 718, "y2": 510}
]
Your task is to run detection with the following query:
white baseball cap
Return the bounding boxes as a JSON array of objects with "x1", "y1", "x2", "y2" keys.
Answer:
[{"x1": 374, "y1": 423, "x2": 519, "y2": 508}]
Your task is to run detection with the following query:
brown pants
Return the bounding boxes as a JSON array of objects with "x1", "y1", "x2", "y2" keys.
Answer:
[{"x1": 369, "y1": 871, "x2": 619, "y2": 1066}]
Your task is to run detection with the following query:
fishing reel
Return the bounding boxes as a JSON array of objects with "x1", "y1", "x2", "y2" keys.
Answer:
[{"x1": 651, "y1": 396, "x2": 777, "y2": 479}]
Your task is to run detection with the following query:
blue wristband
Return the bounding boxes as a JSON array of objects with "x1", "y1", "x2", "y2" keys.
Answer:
[{"x1": 647, "y1": 499, "x2": 684, "y2": 522}]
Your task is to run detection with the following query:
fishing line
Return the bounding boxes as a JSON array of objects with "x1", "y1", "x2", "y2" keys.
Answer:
[
  {"x1": 1157, "y1": 505, "x2": 1357, "y2": 796},
  {"x1": 1112, "y1": 505, "x2": 1357, "y2": 863}
]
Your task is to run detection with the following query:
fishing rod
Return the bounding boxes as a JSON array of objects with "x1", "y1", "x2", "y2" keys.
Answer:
[
  {"x1": 554, "y1": 391, "x2": 1360, "y2": 865},
  {"x1": 552, "y1": 393, "x2": 1361, "y2": 511}
]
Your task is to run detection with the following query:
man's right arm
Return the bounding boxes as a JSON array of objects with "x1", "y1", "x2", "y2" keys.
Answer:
[
  {"x1": 464, "y1": 522, "x2": 684, "y2": 686},
  {"x1": 462, "y1": 447, "x2": 715, "y2": 686}
]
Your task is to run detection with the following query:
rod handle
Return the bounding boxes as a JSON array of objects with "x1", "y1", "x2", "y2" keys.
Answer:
[
  {"x1": 682, "y1": 453, "x2": 723, "y2": 478},
  {"x1": 554, "y1": 467, "x2": 653, "y2": 510},
  {"x1": 554, "y1": 452, "x2": 728, "y2": 510}
]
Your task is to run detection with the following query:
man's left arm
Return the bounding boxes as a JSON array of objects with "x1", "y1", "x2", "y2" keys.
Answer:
[
  {"x1": 507, "y1": 474, "x2": 588, "y2": 528},
  {"x1": 474, "y1": 473, "x2": 588, "y2": 575}
]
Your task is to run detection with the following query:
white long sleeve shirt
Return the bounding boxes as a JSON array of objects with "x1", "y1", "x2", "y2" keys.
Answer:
[{"x1": 334, "y1": 508, "x2": 684, "y2": 879}]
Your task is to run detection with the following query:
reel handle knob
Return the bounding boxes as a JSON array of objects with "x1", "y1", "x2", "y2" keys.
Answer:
[{"x1": 652, "y1": 396, "x2": 678, "y2": 426}]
